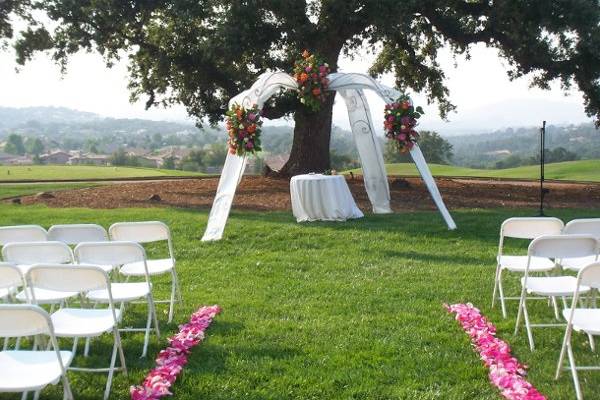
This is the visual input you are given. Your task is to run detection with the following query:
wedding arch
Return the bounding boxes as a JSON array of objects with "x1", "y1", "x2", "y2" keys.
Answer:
[{"x1": 202, "y1": 71, "x2": 457, "y2": 241}]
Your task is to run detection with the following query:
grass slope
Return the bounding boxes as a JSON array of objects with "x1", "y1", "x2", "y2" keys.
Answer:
[
  {"x1": 0, "y1": 165, "x2": 203, "y2": 181},
  {"x1": 347, "y1": 159, "x2": 600, "y2": 182},
  {"x1": 1, "y1": 205, "x2": 599, "y2": 399}
]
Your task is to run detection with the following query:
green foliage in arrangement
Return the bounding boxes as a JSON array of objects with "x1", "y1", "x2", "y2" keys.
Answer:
[{"x1": 0, "y1": 205, "x2": 599, "y2": 399}]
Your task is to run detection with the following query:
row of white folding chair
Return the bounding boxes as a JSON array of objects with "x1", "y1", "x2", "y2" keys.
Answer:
[
  {"x1": 0, "y1": 304, "x2": 74, "y2": 400},
  {"x1": 0, "y1": 241, "x2": 160, "y2": 358},
  {"x1": 0, "y1": 222, "x2": 181, "y2": 323},
  {"x1": 492, "y1": 217, "x2": 600, "y2": 319},
  {"x1": 0, "y1": 263, "x2": 127, "y2": 399}
]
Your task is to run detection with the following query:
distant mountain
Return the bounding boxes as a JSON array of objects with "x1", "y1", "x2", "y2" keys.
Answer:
[
  {"x1": 0, "y1": 106, "x2": 101, "y2": 130},
  {"x1": 421, "y1": 98, "x2": 593, "y2": 136}
]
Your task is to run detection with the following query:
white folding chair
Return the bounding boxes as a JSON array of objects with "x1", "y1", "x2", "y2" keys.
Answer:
[
  {"x1": 492, "y1": 217, "x2": 564, "y2": 318},
  {"x1": 109, "y1": 221, "x2": 182, "y2": 323},
  {"x1": 562, "y1": 219, "x2": 600, "y2": 272},
  {"x1": 75, "y1": 241, "x2": 160, "y2": 357},
  {"x1": 48, "y1": 224, "x2": 108, "y2": 244},
  {"x1": 2, "y1": 242, "x2": 78, "y2": 305},
  {"x1": 0, "y1": 304, "x2": 73, "y2": 400},
  {"x1": 27, "y1": 264, "x2": 126, "y2": 400},
  {"x1": 515, "y1": 235, "x2": 598, "y2": 351},
  {"x1": 555, "y1": 261, "x2": 600, "y2": 400},
  {"x1": 0, "y1": 225, "x2": 47, "y2": 248}
]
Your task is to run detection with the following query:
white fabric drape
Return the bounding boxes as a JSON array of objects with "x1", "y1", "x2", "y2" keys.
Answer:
[
  {"x1": 202, "y1": 71, "x2": 457, "y2": 241},
  {"x1": 338, "y1": 88, "x2": 391, "y2": 213}
]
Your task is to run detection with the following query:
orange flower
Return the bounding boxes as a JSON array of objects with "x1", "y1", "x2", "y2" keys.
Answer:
[
  {"x1": 247, "y1": 124, "x2": 256, "y2": 133},
  {"x1": 236, "y1": 109, "x2": 243, "y2": 119},
  {"x1": 299, "y1": 73, "x2": 308, "y2": 83},
  {"x1": 302, "y1": 50, "x2": 310, "y2": 59},
  {"x1": 312, "y1": 87, "x2": 321, "y2": 96}
]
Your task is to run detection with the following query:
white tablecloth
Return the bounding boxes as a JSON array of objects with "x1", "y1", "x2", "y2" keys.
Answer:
[{"x1": 290, "y1": 174, "x2": 364, "y2": 222}]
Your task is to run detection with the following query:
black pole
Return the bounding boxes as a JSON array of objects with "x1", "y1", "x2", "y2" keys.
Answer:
[{"x1": 539, "y1": 121, "x2": 546, "y2": 216}]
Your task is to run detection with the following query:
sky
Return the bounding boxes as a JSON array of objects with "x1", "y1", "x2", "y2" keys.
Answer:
[{"x1": 0, "y1": 41, "x2": 593, "y2": 134}]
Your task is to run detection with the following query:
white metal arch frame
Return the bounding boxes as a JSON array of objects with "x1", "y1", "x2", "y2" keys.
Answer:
[{"x1": 202, "y1": 72, "x2": 457, "y2": 241}]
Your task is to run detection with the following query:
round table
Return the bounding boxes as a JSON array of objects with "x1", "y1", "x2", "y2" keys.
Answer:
[{"x1": 290, "y1": 174, "x2": 364, "y2": 222}]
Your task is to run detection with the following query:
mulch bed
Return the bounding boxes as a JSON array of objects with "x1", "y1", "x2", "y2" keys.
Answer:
[{"x1": 8, "y1": 176, "x2": 600, "y2": 211}]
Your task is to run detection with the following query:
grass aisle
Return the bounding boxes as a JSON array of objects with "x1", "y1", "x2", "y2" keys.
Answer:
[{"x1": 1, "y1": 205, "x2": 598, "y2": 399}]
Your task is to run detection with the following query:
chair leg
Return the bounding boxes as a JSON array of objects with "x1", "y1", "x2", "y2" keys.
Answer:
[
  {"x1": 588, "y1": 333, "x2": 596, "y2": 352},
  {"x1": 567, "y1": 341, "x2": 583, "y2": 400},
  {"x1": 556, "y1": 326, "x2": 571, "y2": 380},
  {"x1": 551, "y1": 296, "x2": 560, "y2": 320},
  {"x1": 114, "y1": 329, "x2": 127, "y2": 377},
  {"x1": 62, "y1": 376, "x2": 74, "y2": 400},
  {"x1": 492, "y1": 265, "x2": 500, "y2": 308},
  {"x1": 514, "y1": 286, "x2": 526, "y2": 335},
  {"x1": 21, "y1": 391, "x2": 28, "y2": 400},
  {"x1": 168, "y1": 270, "x2": 177, "y2": 323},
  {"x1": 103, "y1": 339, "x2": 119, "y2": 400},
  {"x1": 33, "y1": 390, "x2": 40, "y2": 400},
  {"x1": 522, "y1": 297, "x2": 535, "y2": 351},
  {"x1": 149, "y1": 294, "x2": 160, "y2": 339},
  {"x1": 498, "y1": 269, "x2": 507, "y2": 318},
  {"x1": 142, "y1": 300, "x2": 152, "y2": 358}
]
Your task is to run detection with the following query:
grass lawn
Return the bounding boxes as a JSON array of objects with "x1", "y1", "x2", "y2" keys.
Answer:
[
  {"x1": 346, "y1": 159, "x2": 600, "y2": 182},
  {"x1": 1, "y1": 205, "x2": 600, "y2": 399},
  {"x1": 0, "y1": 165, "x2": 204, "y2": 181},
  {"x1": 0, "y1": 183, "x2": 99, "y2": 199}
]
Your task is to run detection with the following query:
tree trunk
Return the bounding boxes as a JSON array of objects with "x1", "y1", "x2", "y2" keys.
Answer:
[{"x1": 278, "y1": 90, "x2": 335, "y2": 177}]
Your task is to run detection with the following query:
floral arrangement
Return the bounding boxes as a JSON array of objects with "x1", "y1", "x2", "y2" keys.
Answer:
[
  {"x1": 226, "y1": 103, "x2": 262, "y2": 156},
  {"x1": 293, "y1": 50, "x2": 331, "y2": 112},
  {"x1": 130, "y1": 305, "x2": 221, "y2": 400},
  {"x1": 383, "y1": 96, "x2": 423, "y2": 153},
  {"x1": 445, "y1": 303, "x2": 546, "y2": 400}
]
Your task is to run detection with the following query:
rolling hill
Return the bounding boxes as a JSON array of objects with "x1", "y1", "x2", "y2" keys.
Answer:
[{"x1": 346, "y1": 160, "x2": 600, "y2": 182}]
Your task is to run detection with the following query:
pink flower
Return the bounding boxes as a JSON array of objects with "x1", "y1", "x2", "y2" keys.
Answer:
[
  {"x1": 398, "y1": 134, "x2": 407, "y2": 141},
  {"x1": 445, "y1": 303, "x2": 546, "y2": 400},
  {"x1": 130, "y1": 305, "x2": 221, "y2": 400},
  {"x1": 305, "y1": 66, "x2": 312, "y2": 72},
  {"x1": 387, "y1": 116, "x2": 395, "y2": 122},
  {"x1": 247, "y1": 113, "x2": 256, "y2": 121}
]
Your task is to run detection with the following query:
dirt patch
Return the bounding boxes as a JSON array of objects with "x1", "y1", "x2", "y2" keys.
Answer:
[{"x1": 8, "y1": 176, "x2": 600, "y2": 211}]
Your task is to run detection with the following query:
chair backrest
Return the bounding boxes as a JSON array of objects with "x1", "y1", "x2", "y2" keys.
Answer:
[
  {"x1": 0, "y1": 225, "x2": 47, "y2": 245},
  {"x1": 2, "y1": 241, "x2": 74, "y2": 264},
  {"x1": 578, "y1": 262, "x2": 600, "y2": 289},
  {"x1": 564, "y1": 218, "x2": 600, "y2": 239},
  {"x1": 109, "y1": 221, "x2": 170, "y2": 242},
  {"x1": 48, "y1": 224, "x2": 108, "y2": 245},
  {"x1": 27, "y1": 264, "x2": 115, "y2": 309},
  {"x1": 528, "y1": 235, "x2": 598, "y2": 260},
  {"x1": 501, "y1": 217, "x2": 564, "y2": 239},
  {"x1": 0, "y1": 304, "x2": 53, "y2": 338},
  {"x1": 74, "y1": 241, "x2": 147, "y2": 266},
  {"x1": 0, "y1": 262, "x2": 24, "y2": 290},
  {"x1": 109, "y1": 221, "x2": 174, "y2": 259}
]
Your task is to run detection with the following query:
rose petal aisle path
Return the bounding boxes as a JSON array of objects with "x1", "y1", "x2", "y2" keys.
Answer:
[
  {"x1": 445, "y1": 303, "x2": 546, "y2": 400},
  {"x1": 131, "y1": 305, "x2": 221, "y2": 400}
]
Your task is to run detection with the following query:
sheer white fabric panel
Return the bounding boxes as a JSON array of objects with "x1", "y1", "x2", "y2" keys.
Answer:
[
  {"x1": 201, "y1": 153, "x2": 247, "y2": 241},
  {"x1": 409, "y1": 145, "x2": 457, "y2": 230},
  {"x1": 338, "y1": 89, "x2": 392, "y2": 213}
]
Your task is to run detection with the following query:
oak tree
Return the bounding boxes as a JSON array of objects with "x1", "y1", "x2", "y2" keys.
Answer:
[{"x1": 8, "y1": 0, "x2": 600, "y2": 175}]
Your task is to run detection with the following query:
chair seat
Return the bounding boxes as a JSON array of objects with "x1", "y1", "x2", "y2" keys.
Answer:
[
  {"x1": 15, "y1": 287, "x2": 78, "y2": 304},
  {"x1": 0, "y1": 350, "x2": 72, "y2": 392},
  {"x1": 51, "y1": 308, "x2": 121, "y2": 337},
  {"x1": 564, "y1": 309, "x2": 600, "y2": 335},
  {"x1": 522, "y1": 276, "x2": 591, "y2": 296},
  {"x1": 87, "y1": 282, "x2": 151, "y2": 302},
  {"x1": 499, "y1": 255, "x2": 556, "y2": 272},
  {"x1": 120, "y1": 259, "x2": 174, "y2": 276},
  {"x1": 561, "y1": 256, "x2": 599, "y2": 271}
]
